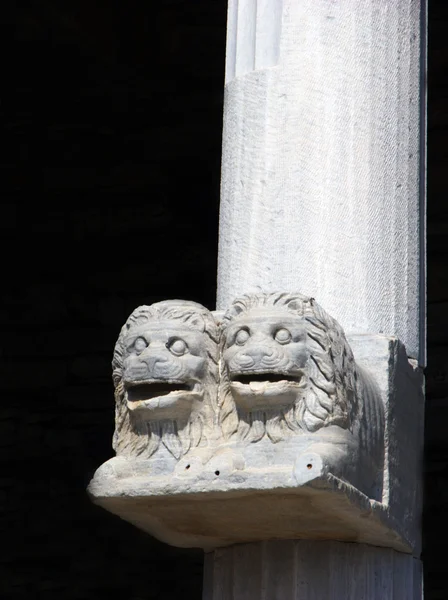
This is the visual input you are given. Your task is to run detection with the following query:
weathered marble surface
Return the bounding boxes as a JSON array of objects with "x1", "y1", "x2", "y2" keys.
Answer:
[
  {"x1": 217, "y1": 293, "x2": 385, "y2": 500},
  {"x1": 111, "y1": 300, "x2": 219, "y2": 472},
  {"x1": 218, "y1": 0, "x2": 425, "y2": 365},
  {"x1": 203, "y1": 541, "x2": 423, "y2": 600},
  {"x1": 88, "y1": 294, "x2": 423, "y2": 554}
]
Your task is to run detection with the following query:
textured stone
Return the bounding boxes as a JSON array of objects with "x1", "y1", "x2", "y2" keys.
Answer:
[
  {"x1": 203, "y1": 541, "x2": 423, "y2": 600},
  {"x1": 217, "y1": 294, "x2": 385, "y2": 500},
  {"x1": 217, "y1": 0, "x2": 425, "y2": 365},
  {"x1": 88, "y1": 294, "x2": 423, "y2": 554},
  {"x1": 111, "y1": 300, "x2": 219, "y2": 467}
]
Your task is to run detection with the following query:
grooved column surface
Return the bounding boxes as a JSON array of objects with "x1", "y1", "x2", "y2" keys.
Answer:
[
  {"x1": 217, "y1": 0, "x2": 426, "y2": 364},
  {"x1": 203, "y1": 541, "x2": 423, "y2": 600}
]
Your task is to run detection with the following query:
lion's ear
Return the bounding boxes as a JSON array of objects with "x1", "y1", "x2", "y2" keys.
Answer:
[
  {"x1": 230, "y1": 303, "x2": 245, "y2": 317},
  {"x1": 112, "y1": 368, "x2": 123, "y2": 388},
  {"x1": 186, "y1": 314, "x2": 205, "y2": 330},
  {"x1": 285, "y1": 299, "x2": 304, "y2": 313},
  {"x1": 204, "y1": 321, "x2": 220, "y2": 344}
]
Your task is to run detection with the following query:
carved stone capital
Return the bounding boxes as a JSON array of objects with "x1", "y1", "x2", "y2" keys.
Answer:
[{"x1": 88, "y1": 294, "x2": 423, "y2": 555}]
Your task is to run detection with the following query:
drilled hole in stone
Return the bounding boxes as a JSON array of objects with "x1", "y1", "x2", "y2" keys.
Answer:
[
  {"x1": 185, "y1": 464, "x2": 190, "y2": 470},
  {"x1": 307, "y1": 464, "x2": 312, "y2": 469},
  {"x1": 215, "y1": 470, "x2": 220, "y2": 476}
]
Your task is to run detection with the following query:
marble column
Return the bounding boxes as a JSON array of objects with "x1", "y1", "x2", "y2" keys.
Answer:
[
  {"x1": 217, "y1": 0, "x2": 426, "y2": 365},
  {"x1": 212, "y1": 0, "x2": 426, "y2": 598},
  {"x1": 203, "y1": 542, "x2": 423, "y2": 600}
]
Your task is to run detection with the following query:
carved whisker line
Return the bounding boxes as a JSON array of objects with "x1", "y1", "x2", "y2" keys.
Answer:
[
  {"x1": 207, "y1": 350, "x2": 219, "y2": 366},
  {"x1": 161, "y1": 420, "x2": 183, "y2": 459},
  {"x1": 272, "y1": 292, "x2": 289, "y2": 306},
  {"x1": 146, "y1": 421, "x2": 162, "y2": 457},
  {"x1": 307, "y1": 357, "x2": 335, "y2": 398},
  {"x1": 144, "y1": 418, "x2": 202, "y2": 459},
  {"x1": 219, "y1": 386, "x2": 240, "y2": 438},
  {"x1": 266, "y1": 411, "x2": 288, "y2": 443},
  {"x1": 309, "y1": 354, "x2": 334, "y2": 382},
  {"x1": 235, "y1": 403, "x2": 309, "y2": 443},
  {"x1": 307, "y1": 331, "x2": 328, "y2": 352},
  {"x1": 304, "y1": 316, "x2": 328, "y2": 333},
  {"x1": 305, "y1": 388, "x2": 330, "y2": 420}
]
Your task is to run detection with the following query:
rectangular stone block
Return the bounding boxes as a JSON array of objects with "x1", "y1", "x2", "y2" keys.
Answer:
[{"x1": 88, "y1": 333, "x2": 423, "y2": 554}]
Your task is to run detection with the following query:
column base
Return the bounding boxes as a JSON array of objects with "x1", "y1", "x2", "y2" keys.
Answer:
[{"x1": 203, "y1": 541, "x2": 422, "y2": 600}]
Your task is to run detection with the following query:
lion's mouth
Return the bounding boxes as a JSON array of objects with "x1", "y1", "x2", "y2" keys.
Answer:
[
  {"x1": 126, "y1": 381, "x2": 193, "y2": 402},
  {"x1": 228, "y1": 372, "x2": 303, "y2": 410},
  {"x1": 230, "y1": 372, "x2": 302, "y2": 392}
]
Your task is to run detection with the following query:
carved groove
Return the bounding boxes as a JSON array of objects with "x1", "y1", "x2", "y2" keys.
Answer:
[{"x1": 225, "y1": 0, "x2": 283, "y2": 83}]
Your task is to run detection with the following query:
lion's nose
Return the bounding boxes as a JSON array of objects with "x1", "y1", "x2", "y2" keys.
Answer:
[
  {"x1": 149, "y1": 354, "x2": 184, "y2": 380},
  {"x1": 235, "y1": 353, "x2": 256, "y2": 368},
  {"x1": 236, "y1": 347, "x2": 274, "y2": 368},
  {"x1": 144, "y1": 354, "x2": 173, "y2": 372}
]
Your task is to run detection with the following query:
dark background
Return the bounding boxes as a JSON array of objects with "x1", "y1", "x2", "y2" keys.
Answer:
[{"x1": 1, "y1": 1, "x2": 447, "y2": 598}]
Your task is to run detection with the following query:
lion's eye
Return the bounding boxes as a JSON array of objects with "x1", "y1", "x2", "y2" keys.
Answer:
[
  {"x1": 235, "y1": 329, "x2": 250, "y2": 345},
  {"x1": 134, "y1": 337, "x2": 148, "y2": 353},
  {"x1": 168, "y1": 339, "x2": 188, "y2": 356},
  {"x1": 274, "y1": 328, "x2": 291, "y2": 344}
]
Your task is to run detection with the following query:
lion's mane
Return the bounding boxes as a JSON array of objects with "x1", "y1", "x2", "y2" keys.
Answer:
[{"x1": 112, "y1": 300, "x2": 219, "y2": 459}]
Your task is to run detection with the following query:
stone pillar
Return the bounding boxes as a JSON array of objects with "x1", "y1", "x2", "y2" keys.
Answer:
[
  {"x1": 209, "y1": 0, "x2": 426, "y2": 598},
  {"x1": 217, "y1": 0, "x2": 426, "y2": 365},
  {"x1": 203, "y1": 542, "x2": 423, "y2": 600}
]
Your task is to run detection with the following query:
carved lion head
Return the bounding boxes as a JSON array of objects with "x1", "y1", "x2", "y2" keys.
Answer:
[
  {"x1": 112, "y1": 300, "x2": 219, "y2": 459},
  {"x1": 219, "y1": 293, "x2": 359, "y2": 443}
]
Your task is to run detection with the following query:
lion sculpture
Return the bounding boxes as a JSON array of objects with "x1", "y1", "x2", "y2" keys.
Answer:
[
  {"x1": 112, "y1": 300, "x2": 219, "y2": 460},
  {"x1": 218, "y1": 292, "x2": 385, "y2": 494}
]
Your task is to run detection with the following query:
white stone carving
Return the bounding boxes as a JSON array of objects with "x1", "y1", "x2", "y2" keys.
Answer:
[
  {"x1": 111, "y1": 300, "x2": 219, "y2": 464},
  {"x1": 88, "y1": 293, "x2": 423, "y2": 555},
  {"x1": 217, "y1": 293, "x2": 385, "y2": 499}
]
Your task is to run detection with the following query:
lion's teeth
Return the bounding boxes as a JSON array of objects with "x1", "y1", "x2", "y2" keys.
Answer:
[{"x1": 250, "y1": 381, "x2": 266, "y2": 392}]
